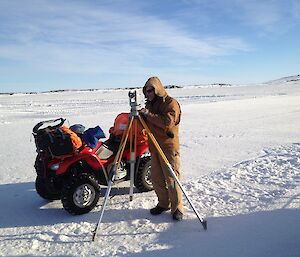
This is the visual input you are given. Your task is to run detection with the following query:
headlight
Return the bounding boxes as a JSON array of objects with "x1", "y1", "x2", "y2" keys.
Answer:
[{"x1": 50, "y1": 163, "x2": 60, "y2": 171}]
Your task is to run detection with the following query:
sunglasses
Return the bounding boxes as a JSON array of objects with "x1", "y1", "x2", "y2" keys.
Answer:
[{"x1": 146, "y1": 88, "x2": 154, "y2": 93}]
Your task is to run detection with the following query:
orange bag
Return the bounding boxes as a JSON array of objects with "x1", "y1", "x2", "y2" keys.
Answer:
[
  {"x1": 60, "y1": 126, "x2": 83, "y2": 151},
  {"x1": 109, "y1": 113, "x2": 148, "y2": 145}
]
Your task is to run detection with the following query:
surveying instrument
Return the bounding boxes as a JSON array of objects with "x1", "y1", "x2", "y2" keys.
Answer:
[{"x1": 92, "y1": 90, "x2": 207, "y2": 241}]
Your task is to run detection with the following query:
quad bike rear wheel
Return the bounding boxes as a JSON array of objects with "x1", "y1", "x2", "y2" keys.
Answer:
[
  {"x1": 35, "y1": 175, "x2": 61, "y2": 200},
  {"x1": 134, "y1": 157, "x2": 153, "y2": 192},
  {"x1": 61, "y1": 173, "x2": 100, "y2": 215}
]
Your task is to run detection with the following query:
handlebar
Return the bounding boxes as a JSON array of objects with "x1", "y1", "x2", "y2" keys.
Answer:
[{"x1": 32, "y1": 118, "x2": 65, "y2": 133}]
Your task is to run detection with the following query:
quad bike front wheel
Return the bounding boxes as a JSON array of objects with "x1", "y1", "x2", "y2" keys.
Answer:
[
  {"x1": 61, "y1": 173, "x2": 100, "y2": 215},
  {"x1": 135, "y1": 157, "x2": 153, "y2": 192},
  {"x1": 35, "y1": 175, "x2": 61, "y2": 200}
]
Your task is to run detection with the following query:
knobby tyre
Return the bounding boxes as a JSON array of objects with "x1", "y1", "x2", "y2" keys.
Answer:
[
  {"x1": 61, "y1": 173, "x2": 100, "y2": 215},
  {"x1": 135, "y1": 157, "x2": 153, "y2": 192},
  {"x1": 35, "y1": 175, "x2": 61, "y2": 200}
]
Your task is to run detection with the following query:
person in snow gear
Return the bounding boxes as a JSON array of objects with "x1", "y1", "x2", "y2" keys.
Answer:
[
  {"x1": 139, "y1": 76, "x2": 184, "y2": 221},
  {"x1": 93, "y1": 88, "x2": 207, "y2": 240}
]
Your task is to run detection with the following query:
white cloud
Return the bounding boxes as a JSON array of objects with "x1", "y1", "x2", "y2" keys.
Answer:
[
  {"x1": 0, "y1": 0, "x2": 250, "y2": 74},
  {"x1": 292, "y1": 0, "x2": 300, "y2": 19},
  {"x1": 235, "y1": 0, "x2": 284, "y2": 29},
  {"x1": 181, "y1": 0, "x2": 299, "y2": 33}
]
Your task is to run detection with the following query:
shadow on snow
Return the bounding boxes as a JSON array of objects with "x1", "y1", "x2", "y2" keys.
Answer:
[
  {"x1": 120, "y1": 208, "x2": 300, "y2": 257},
  {"x1": 0, "y1": 182, "x2": 143, "y2": 229}
]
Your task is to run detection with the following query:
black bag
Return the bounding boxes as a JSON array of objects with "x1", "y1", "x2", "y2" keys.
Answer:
[{"x1": 35, "y1": 127, "x2": 74, "y2": 157}]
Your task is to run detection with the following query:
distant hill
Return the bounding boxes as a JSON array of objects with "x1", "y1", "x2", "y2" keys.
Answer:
[
  {"x1": 265, "y1": 74, "x2": 300, "y2": 85},
  {"x1": 1, "y1": 75, "x2": 299, "y2": 95}
]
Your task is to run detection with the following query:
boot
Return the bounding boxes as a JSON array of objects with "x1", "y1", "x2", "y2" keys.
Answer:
[
  {"x1": 172, "y1": 209, "x2": 183, "y2": 221},
  {"x1": 150, "y1": 205, "x2": 170, "y2": 215}
]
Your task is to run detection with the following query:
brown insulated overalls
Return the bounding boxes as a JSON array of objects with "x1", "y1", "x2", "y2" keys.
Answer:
[{"x1": 143, "y1": 77, "x2": 184, "y2": 214}]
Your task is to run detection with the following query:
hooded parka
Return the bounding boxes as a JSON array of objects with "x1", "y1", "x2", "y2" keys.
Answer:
[{"x1": 142, "y1": 77, "x2": 184, "y2": 214}]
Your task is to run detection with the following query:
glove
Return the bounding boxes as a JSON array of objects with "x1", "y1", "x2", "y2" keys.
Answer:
[
  {"x1": 139, "y1": 108, "x2": 149, "y2": 117},
  {"x1": 166, "y1": 131, "x2": 174, "y2": 138}
]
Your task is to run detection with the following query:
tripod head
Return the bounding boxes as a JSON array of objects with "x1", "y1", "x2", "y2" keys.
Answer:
[{"x1": 128, "y1": 90, "x2": 141, "y2": 116}]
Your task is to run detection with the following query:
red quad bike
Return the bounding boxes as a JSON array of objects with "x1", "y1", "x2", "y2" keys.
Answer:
[{"x1": 32, "y1": 117, "x2": 153, "y2": 215}]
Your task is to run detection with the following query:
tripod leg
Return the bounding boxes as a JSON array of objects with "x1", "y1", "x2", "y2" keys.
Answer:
[
  {"x1": 114, "y1": 117, "x2": 135, "y2": 171},
  {"x1": 92, "y1": 116, "x2": 136, "y2": 241},
  {"x1": 165, "y1": 162, "x2": 207, "y2": 230},
  {"x1": 138, "y1": 115, "x2": 207, "y2": 230},
  {"x1": 92, "y1": 176, "x2": 114, "y2": 241},
  {"x1": 129, "y1": 152, "x2": 135, "y2": 201},
  {"x1": 129, "y1": 120, "x2": 137, "y2": 201}
]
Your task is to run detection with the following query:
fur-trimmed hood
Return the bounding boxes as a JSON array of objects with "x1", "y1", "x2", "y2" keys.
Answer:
[{"x1": 143, "y1": 77, "x2": 168, "y2": 100}]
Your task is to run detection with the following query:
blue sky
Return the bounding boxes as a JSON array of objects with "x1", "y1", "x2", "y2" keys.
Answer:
[{"x1": 0, "y1": 0, "x2": 299, "y2": 92}]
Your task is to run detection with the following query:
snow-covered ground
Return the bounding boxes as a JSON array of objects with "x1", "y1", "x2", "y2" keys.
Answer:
[{"x1": 0, "y1": 77, "x2": 300, "y2": 257}]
